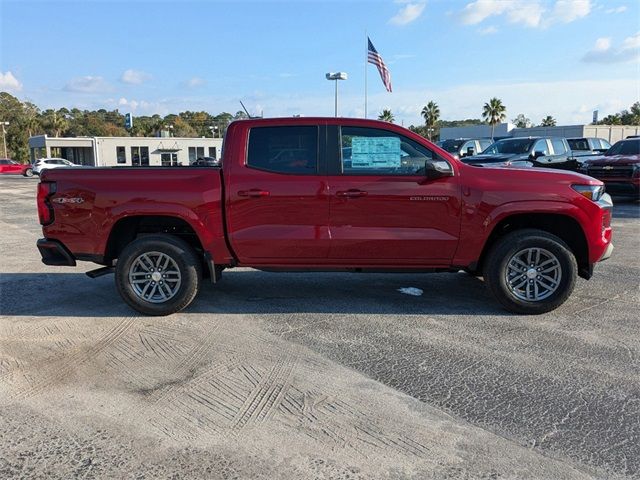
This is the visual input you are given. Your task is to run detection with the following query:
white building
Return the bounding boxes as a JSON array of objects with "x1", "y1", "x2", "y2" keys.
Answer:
[{"x1": 28, "y1": 135, "x2": 223, "y2": 167}]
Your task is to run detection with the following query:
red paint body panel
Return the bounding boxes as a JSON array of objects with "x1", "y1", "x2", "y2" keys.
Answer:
[{"x1": 40, "y1": 117, "x2": 612, "y2": 274}]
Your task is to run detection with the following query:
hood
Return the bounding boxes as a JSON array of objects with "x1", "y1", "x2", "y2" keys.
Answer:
[
  {"x1": 462, "y1": 153, "x2": 529, "y2": 164},
  {"x1": 584, "y1": 154, "x2": 640, "y2": 166}
]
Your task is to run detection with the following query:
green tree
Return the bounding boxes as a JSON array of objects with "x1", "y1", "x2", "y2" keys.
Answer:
[
  {"x1": 540, "y1": 115, "x2": 557, "y2": 127},
  {"x1": 421, "y1": 101, "x2": 440, "y2": 140},
  {"x1": 482, "y1": 97, "x2": 507, "y2": 139},
  {"x1": 378, "y1": 109, "x2": 394, "y2": 123},
  {"x1": 512, "y1": 113, "x2": 531, "y2": 128}
]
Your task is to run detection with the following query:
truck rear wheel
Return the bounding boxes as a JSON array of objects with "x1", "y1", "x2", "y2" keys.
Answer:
[
  {"x1": 115, "y1": 234, "x2": 202, "y2": 316},
  {"x1": 484, "y1": 229, "x2": 577, "y2": 314}
]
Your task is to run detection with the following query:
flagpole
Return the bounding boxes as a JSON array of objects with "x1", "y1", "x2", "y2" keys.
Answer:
[{"x1": 364, "y1": 30, "x2": 368, "y2": 119}]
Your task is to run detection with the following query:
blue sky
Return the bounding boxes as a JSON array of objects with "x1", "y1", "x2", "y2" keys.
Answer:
[{"x1": 1, "y1": 0, "x2": 638, "y2": 125}]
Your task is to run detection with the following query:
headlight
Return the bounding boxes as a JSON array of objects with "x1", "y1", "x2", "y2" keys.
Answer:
[{"x1": 572, "y1": 184, "x2": 605, "y2": 201}]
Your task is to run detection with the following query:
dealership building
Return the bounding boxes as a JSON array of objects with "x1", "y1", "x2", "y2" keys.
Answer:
[
  {"x1": 28, "y1": 135, "x2": 224, "y2": 167},
  {"x1": 439, "y1": 124, "x2": 640, "y2": 143}
]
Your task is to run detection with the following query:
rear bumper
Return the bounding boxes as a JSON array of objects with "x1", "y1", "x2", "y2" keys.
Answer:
[{"x1": 37, "y1": 238, "x2": 76, "y2": 266}]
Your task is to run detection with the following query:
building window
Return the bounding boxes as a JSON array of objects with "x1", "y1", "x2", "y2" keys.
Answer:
[
  {"x1": 161, "y1": 153, "x2": 178, "y2": 166},
  {"x1": 131, "y1": 146, "x2": 150, "y2": 166},
  {"x1": 188, "y1": 147, "x2": 196, "y2": 163},
  {"x1": 208, "y1": 146, "x2": 217, "y2": 159},
  {"x1": 197, "y1": 146, "x2": 205, "y2": 158},
  {"x1": 116, "y1": 146, "x2": 126, "y2": 164}
]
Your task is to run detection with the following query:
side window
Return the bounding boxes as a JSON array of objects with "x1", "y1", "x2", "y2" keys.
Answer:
[
  {"x1": 533, "y1": 139, "x2": 549, "y2": 155},
  {"x1": 116, "y1": 146, "x2": 126, "y2": 164},
  {"x1": 551, "y1": 138, "x2": 567, "y2": 155},
  {"x1": 479, "y1": 139, "x2": 492, "y2": 152},
  {"x1": 247, "y1": 126, "x2": 318, "y2": 174},
  {"x1": 341, "y1": 126, "x2": 433, "y2": 175},
  {"x1": 461, "y1": 140, "x2": 476, "y2": 156}
]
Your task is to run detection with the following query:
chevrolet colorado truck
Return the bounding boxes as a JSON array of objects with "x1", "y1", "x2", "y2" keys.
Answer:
[{"x1": 36, "y1": 117, "x2": 613, "y2": 316}]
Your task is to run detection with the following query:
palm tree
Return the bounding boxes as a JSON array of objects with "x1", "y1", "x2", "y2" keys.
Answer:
[
  {"x1": 421, "y1": 101, "x2": 440, "y2": 140},
  {"x1": 378, "y1": 109, "x2": 394, "y2": 123},
  {"x1": 482, "y1": 98, "x2": 506, "y2": 139},
  {"x1": 44, "y1": 110, "x2": 69, "y2": 137},
  {"x1": 540, "y1": 115, "x2": 557, "y2": 127}
]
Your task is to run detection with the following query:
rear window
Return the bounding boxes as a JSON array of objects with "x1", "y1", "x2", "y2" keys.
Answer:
[
  {"x1": 247, "y1": 126, "x2": 318, "y2": 174},
  {"x1": 568, "y1": 139, "x2": 589, "y2": 151}
]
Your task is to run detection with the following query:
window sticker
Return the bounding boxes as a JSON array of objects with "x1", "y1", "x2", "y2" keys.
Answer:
[{"x1": 350, "y1": 136, "x2": 401, "y2": 169}]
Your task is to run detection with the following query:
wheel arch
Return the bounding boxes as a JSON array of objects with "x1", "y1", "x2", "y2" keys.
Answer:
[
  {"x1": 476, "y1": 213, "x2": 590, "y2": 279},
  {"x1": 104, "y1": 215, "x2": 205, "y2": 265}
]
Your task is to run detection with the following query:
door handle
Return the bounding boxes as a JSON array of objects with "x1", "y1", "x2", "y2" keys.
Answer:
[
  {"x1": 238, "y1": 189, "x2": 270, "y2": 198},
  {"x1": 336, "y1": 189, "x2": 368, "y2": 198},
  {"x1": 337, "y1": 190, "x2": 368, "y2": 198}
]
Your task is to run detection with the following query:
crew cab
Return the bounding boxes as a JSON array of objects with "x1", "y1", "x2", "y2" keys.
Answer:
[
  {"x1": 36, "y1": 118, "x2": 613, "y2": 316},
  {"x1": 463, "y1": 136, "x2": 578, "y2": 171},
  {"x1": 567, "y1": 137, "x2": 611, "y2": 157}
]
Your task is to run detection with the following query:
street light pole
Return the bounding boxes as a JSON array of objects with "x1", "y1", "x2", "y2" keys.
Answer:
[
  {"x1": 1, "y1": 121, "x2": 9, "y2": 158},
  {"x1": 325, "y1": 72, "x2": 348, "y2": 117}
]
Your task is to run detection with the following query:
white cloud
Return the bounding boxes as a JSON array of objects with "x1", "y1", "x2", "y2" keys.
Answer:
[
  {"x1": 185, "y1": 77, "x2": 206, "y2": 88},
  {"x1": 507, "y1": 2, "x2": 544, "y2": 27},
  {"x1": 605, "y1": 5, "x2": 627, "y2": 14},
  {"x1": 546, "y1": 0, "x2": 591, "y2": 25},
  {"x1": 113, "y1": 97, "x2": 166, "y2": 115},
  {"x1": 63, "y1": 76, "x2": 111, "y2": 93},
  {"x1": 479, "y1": 26, "x2": 498, "y2": 35},
  {"x1": 582, "y1": 32, "x2": 640, "y2": 63},
  {"x1": 0, "y1": 71, "x2": 22, "y2": 92},
  {"x1": 389, "y1": 1, "x2": 426, "y2": 26},
  {"x1": 459, "y1": 0, "x2": 512, "y2": 25},
  {"x1": 459, "y1": 0, "x2": 591, "y2": 28},
  {"x1": 121, "y1": 69, "x2": 152, "y2": 85}
]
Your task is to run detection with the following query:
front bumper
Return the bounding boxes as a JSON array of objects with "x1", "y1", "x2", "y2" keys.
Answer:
[
  {"x1": 599, "y1": 242, "x2": 614, "y2": 262},
  {"x1": 37, "y1": 238, "x2": 76, "y2": 266}
]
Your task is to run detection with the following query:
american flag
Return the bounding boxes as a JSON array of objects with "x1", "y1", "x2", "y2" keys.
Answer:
[{"x1": 368, "y1": 37, "x2": 392, "y2": 93}]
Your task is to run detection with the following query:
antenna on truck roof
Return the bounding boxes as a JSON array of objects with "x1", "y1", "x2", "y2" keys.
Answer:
[{"x1": 239, "y1": 100, "x2": 252, "y2": 119}]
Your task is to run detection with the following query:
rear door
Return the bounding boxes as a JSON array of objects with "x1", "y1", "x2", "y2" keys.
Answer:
[
  {"x1": 327, "y1": 125, "x2": 461, "y2": 263},
  {"x1": 226, "y1": 124, "x2": 330, "y2": 262}
]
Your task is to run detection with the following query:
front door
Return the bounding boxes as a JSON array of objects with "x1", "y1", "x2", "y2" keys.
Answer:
[
  {"x1": 227, "y1": 124, "x2": 330, "y2": 263},
  {"x1": 327, "y1": 125, "x2": 461, "y2": 263}
]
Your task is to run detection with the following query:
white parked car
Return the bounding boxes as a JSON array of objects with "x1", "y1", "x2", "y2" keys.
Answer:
[{"x1": 33, "y1": 158, "x2": 79, "y2": 175}]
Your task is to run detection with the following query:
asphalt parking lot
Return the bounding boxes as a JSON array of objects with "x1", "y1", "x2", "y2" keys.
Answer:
[{"x1": 0, "y1": 175, "x2": 638, "y2": 479}]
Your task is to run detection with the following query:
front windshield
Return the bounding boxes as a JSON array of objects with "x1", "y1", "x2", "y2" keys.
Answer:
[
  {"x1": 483, "y1": 139, "x2": 534, "y2": 155},
  {"x1": 440, "y1": 139, "x2": 465, "y2": 153},
  {"x1": 605, "y1": 140, "x2": 640, "y2": 156}
]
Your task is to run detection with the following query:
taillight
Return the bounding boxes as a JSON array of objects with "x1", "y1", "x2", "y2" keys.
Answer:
[{"x1": 37, "y1": 182, "x2": 56, "y2": 225}]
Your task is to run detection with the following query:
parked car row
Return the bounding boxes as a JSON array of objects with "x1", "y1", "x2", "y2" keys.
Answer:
[{"x1": 436, "y1": 135, "x2": 637, "y2": 198}]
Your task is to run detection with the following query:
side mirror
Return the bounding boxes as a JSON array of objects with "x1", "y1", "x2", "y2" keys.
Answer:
[
  {"x1": 531, "y1": 150, "x2": 545, "y2": 159},
  {"x1": 466, "y1": 146, "x2": 475, "y2": 157},
  {"x1": 424, "y1": 159, "x2": 454, "y2": 180}
]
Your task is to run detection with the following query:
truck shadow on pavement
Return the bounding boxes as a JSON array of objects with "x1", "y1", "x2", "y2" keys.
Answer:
[{"x1": 0, "y1": 270, "x2": 506, "y2": 318}]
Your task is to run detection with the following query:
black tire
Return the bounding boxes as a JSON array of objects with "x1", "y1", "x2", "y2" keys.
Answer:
[
  {"x1": 484, "y1": 229, "x2": 577, "y2": 314},
  {"x1": 115, "y1": 234, "x2": 202, "y2": 316},
  {"x1": 23, "y1": 168, "x2": 34, "y2": 177}
]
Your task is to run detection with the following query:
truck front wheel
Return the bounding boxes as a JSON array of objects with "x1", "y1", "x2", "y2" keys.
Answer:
[
  {"x1": 115, "y1": 234, "x2": 202, "y2": 316},
  {"x1": 484, "y1": 229, "x2": 577, "y2": 314}
]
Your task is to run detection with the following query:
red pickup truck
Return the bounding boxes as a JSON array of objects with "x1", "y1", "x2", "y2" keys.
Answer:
[{"x1": 36, "y1": 117, "x2": 613, "y2": 316}]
